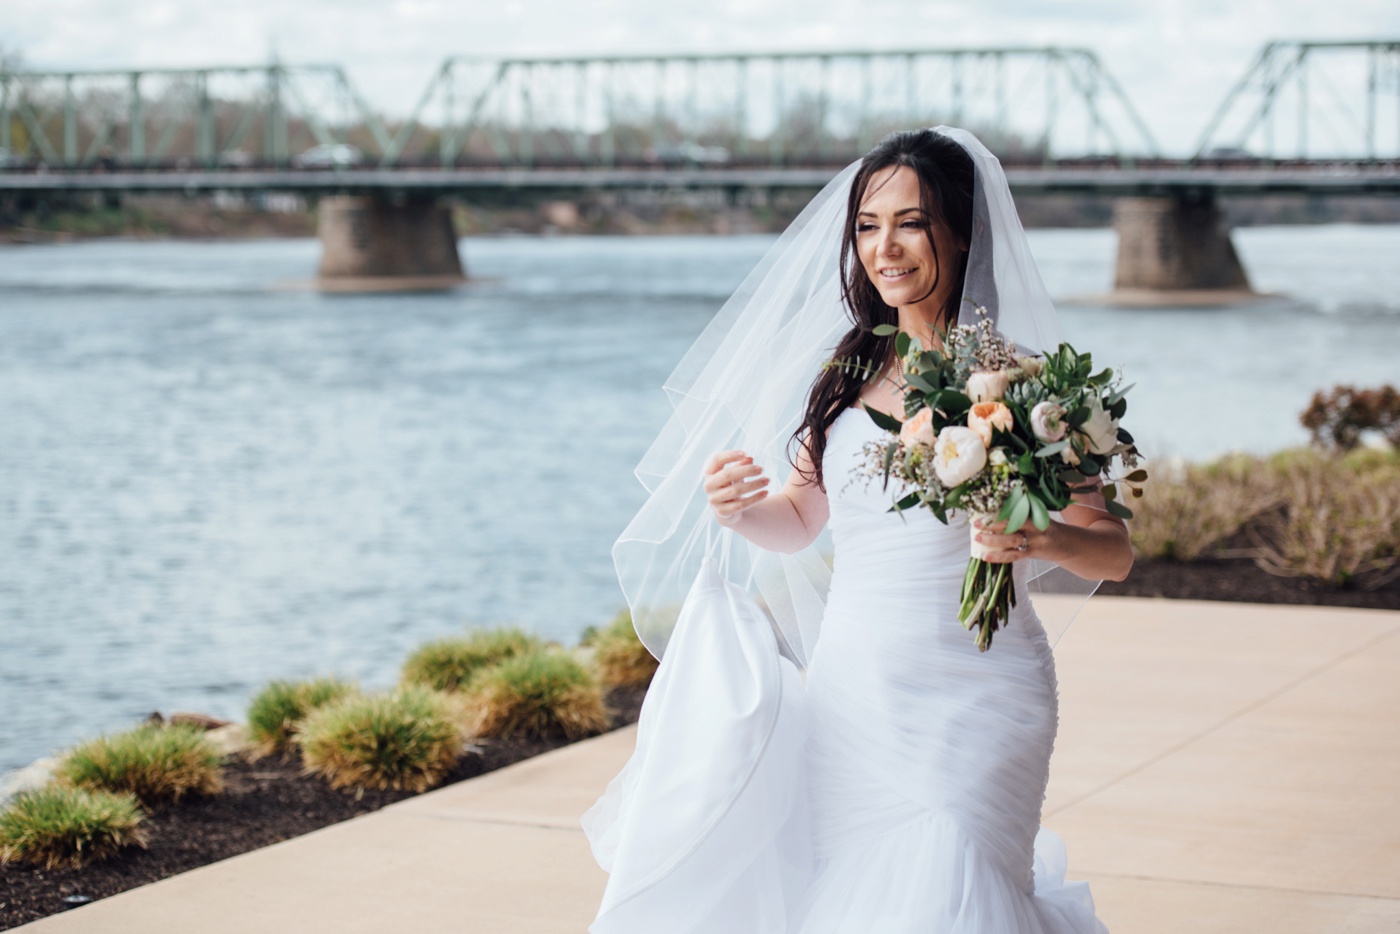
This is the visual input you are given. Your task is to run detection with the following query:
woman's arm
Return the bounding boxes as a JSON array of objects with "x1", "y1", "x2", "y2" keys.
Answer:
[
  {"x1": 703, "y1": 437, "x2": 829, "y2": 555},
  {"x1": 974, "y1": 477, "x2": 1135, "y2": 582}
]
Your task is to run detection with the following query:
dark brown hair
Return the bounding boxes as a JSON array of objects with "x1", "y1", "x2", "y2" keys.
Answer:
[{"x1": 789, "y1": 129, "x2": 976, "y2": 488}]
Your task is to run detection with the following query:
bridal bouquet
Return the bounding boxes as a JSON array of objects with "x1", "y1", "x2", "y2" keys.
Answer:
[{"x1": 846, "y1": 305, "x2": 1147, "y2": 652}]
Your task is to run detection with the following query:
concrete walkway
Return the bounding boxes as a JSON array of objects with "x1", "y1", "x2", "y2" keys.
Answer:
[{"x1": 15, "y1": 597, "x2": 1400, "y2": 933}]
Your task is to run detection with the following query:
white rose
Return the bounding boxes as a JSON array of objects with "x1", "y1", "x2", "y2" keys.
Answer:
[
  {"x1": 932, "y1": 426, "x2": 988, "y2": 487},
  {"x1": 1015, "y1": 355, "x2": 1044, "y2": 379},
  {"x1": 1079, "y1": 395, "x2": 1120, "y2": 455},
  {"x1": 966, "y1": 369, "x2": 1011, "y2": 403},
  {"x1": 1030, "y1": 400, "x2": 1068, "y2": 443}
]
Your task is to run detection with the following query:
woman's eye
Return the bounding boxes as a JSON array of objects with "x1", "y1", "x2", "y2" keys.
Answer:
[
  {"x1": 901, "y1": 220, "x2": 927, "y2": 229},
  {"x1": 856, "y1": 224, "x2": 875, "y2": 232}
]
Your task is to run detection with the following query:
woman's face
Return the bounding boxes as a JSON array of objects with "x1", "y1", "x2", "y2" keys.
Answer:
[{"x1": 855, "y1": 164, "x2": 965, "y2": 317}]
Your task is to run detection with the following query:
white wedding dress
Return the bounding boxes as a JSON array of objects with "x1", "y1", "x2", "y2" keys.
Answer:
[{"x1": 583, "y1": 406, "x2": 1108, "y2": 933}]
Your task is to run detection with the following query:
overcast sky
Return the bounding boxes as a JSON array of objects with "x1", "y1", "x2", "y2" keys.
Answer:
[{"x1": 3, "y1": 0, "x2": 1397, "y2": 155}]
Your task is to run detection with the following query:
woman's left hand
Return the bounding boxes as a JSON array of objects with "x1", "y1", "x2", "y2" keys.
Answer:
[{"x1": 972, "y1": 516, "x2": 1055, "y2": 562}]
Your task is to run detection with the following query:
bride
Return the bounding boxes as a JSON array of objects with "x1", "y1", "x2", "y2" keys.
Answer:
[{"x1": 583, "y1": 127, "x2": 1133, "y2": 933}]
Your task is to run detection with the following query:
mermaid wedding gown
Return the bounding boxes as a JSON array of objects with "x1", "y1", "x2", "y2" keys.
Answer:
[{"x1": 583, "y1": 406, "x2": 1108, "y2": 933}]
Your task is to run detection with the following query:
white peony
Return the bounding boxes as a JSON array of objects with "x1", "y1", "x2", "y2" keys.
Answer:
[
  {"x1": 932, "y1": 426, "x2": 988, "y2": 487},
  {"x1": 1079, "y1": 395, "x2": 1120, "y2": 455},
  {"x1": 966, "y1": 369, "x2": 1011, "y2": 403}
]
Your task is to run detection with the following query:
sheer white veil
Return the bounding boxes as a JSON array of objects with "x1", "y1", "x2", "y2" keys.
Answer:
[{"x1": 613, "y1": 126, "x2": 1106, "y2": 668}]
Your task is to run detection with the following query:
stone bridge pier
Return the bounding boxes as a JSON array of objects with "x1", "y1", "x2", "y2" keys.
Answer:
[
  {"x1": 1111, "y1": 191, "x2": 1255, "y2": 300},
  {"x1": 315, "y1": 195, "x2": 465, "y2": 292}
]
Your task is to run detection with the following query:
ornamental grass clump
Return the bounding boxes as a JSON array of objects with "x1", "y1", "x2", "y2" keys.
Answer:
[
  {"x1": 1127, "y1": 453, "x2": 1282, "y2": 561},
  {"x1": 0, "y1": 786, "x2": 148, "y2": 870},
  {"x1": 297, "y1": 686, "x2": 464, "y2": 793},
  {"x1": 464, "y1": 646, "x2": 611, "y2": 742},
  {"x1": 1247, "y1": 453, "x2": 1400, "y2": 589},
  {"x1": 401, "y1": 627, "x2": 545, "y2": 694},
  {"x1": 591, "y1": 610, "x2": 659, "y2": 690},
  {"x1": 55, "y1": 723, "x2": 223, "y2": 806},
  {"x1": 246, "y1": 677, "x2": 359, "y2": 758}
]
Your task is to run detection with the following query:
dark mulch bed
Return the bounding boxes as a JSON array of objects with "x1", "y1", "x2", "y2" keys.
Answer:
[
  {"x1": 1099, "y1": 555, "x2": 1400, "y2": 610},
  {"x1": 0, "y1": 685, "x2": 647, "y2": 931}
]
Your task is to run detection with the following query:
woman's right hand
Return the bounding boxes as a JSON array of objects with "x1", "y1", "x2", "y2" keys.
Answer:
[{"x1": 703, "y1": 450, "x2": 770, "y2": 523}]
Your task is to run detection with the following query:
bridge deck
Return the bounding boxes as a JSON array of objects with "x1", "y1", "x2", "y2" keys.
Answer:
[{"x1": 3, "y1": 164, "x2": 1399, "y2": 196}]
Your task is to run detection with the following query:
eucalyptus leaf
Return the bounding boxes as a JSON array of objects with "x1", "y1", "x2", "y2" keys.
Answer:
[
  {"x1": 1028, "y1": 492, "x2": 1050, "y2": 530},
  {"x1": 895, "y1": 331, "x2": 911, "y2": 358},
  {"x1": 1006, "y1": 490, "x2": 1031, "y2": 533},
  {"x1": 872, "y1": 323, "x2": 899, "y2": 336},
  {"x1": 864, "y1": 404, "x2": 904, "y2": 433},
  {"x1": 1034, "y1": 438, "x2": 1070, "y2": 458},
  {"x1": 1105, "y1": 499, "x2": 1134, "y2": 520}
]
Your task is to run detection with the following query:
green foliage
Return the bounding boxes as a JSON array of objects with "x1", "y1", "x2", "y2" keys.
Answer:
[
  {"x1": 298, "y1": 686, "x2": 464, "y2": 793},
  {"x1": 246, "y1": 677, "x2": 359, "y2": 758},
  {"x1": 0, "y1": 786, "x2": 148, "y2": 870},
  {"x1": 591, "y1": 610, "x2": 659, "y2": 691},
  {"x1": 55, "y1": 724, "x2": 223, "y2": 806},
  {"x1": 464, "y1": 647, "x2": 611, "y2": 742},
  {"x1": 401, "y1": 627, "x2": 545, "y2": 694}
]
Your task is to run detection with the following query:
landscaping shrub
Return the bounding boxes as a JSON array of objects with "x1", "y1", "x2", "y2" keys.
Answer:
[
  {"x1": 1301, "y1": 383, "x2": 1400, "y2": 452},
  {"x1": 297, "y1": 686, "x2": 464, "y2": 793},
  {"x1": 0, "y1": 786, "x2": 148, "y2": 870},
  {"x1": 1247, "y1": 454, "x2": 1400, "y2": 589},
  {"x1": 401, "y1": 627, "x2": 544, "y2": 693},
  {"x1": 591, "y1": 610, "x2": 659, "y2": 690},
  {"x1": 246, "y1": 677, "x2": 359, "y2": 758},
  {"x1": 55, "y1": 723, "x2": 223, "y2": 806},
  {"x1": 1126, "y1": 454, "x2": 1281, "y2": 561},
  {"x1": 464, "y1": 646, "x2": 611, "y2": 742}
]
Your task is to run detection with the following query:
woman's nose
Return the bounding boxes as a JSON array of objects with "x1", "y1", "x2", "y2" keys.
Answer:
[{"x1": 877, "y1": 228, "x2": 900, "y2": 255}]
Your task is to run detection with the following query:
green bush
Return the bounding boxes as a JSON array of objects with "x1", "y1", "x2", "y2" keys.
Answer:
[
  {"x1": 298, "y1": 686, "x2": 464, "y2": 793},
  {"x1": 56, "y1": 723, "x2": 223, "y2": 806},
  {"x1": 247, "y1": 677, "x2": 359, "y2": 758},
  {"x1": 401, "y1": 627, "x2": 544, "y2": 693},
  {"x1": 591, "y1": 610, "x2": 659, "y2": 691},
  {"x1": 0, "y1": 785, "x2": 148, "y2": 870},
  {"x1": 464, "y1": 647, "x2": 611, "y2": 742}
]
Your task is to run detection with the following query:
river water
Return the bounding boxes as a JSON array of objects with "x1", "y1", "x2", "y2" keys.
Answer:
[{"x1": 2, "y1": 225, "x2": 1398, "y2": 774}]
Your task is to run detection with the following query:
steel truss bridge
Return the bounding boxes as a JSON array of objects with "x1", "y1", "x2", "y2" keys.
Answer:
[{"x1": 1, "y1": 41, "x2": 1397, "y2": 291}]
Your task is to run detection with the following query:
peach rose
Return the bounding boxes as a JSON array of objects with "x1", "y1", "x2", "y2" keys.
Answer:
[
  {"x1": 899, "y1": 406, "x2": 936, "y2": 447},
  {"x1": 967, "y1": 401, "x2": 1013, "y2": 447}
]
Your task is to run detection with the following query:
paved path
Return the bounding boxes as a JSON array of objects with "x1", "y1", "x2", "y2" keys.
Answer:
[{"x1": 15, "y1": 596, "x2": 1400, "y2": 933}]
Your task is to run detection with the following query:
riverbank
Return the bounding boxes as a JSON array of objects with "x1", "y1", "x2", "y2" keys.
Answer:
[{"x1": 4, "y1": 190, "x2": 1400, "y2": 243}]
